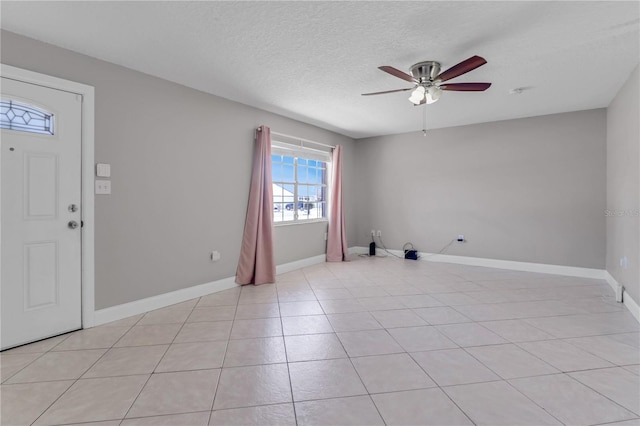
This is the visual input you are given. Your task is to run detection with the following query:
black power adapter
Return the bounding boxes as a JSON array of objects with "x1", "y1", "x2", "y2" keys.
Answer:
[
  {"x1": 403, "y1": 242, "x2": 419, "y2": 260},
  {"x1": 404, "y1": 249, "x2": 418, "y2": 260}
]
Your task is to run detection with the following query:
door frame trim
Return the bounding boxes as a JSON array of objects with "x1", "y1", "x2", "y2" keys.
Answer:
[{"x1": 1, "y1": 64, "x2": 96, "y2": 328}]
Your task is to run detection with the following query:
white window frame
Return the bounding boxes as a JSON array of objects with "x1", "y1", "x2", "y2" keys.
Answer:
[{"x1": 272, "y1": 140, "x2": 331, "y2": 226}]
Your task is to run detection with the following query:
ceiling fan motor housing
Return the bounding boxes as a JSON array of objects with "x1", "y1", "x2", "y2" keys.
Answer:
[{"x1": 410, "y1": 61, "x2": 441, "y2": 85}]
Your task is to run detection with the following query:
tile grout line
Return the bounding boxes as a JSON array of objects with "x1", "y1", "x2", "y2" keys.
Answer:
[
  {"x1": 1, "y1": 351, "x2": 47, "y2": 385},
  {"x1": 500, "y1": 377, "x2": 570, "y2": 425},
  {"x1": 512, "y1": 338, "x2": 618, "y2": 369},
  {"x1": 26, "y1": 320, "x2": 155, "y2": 425},
  {"x1": 119, "y1": 409, "x2": 210, "y2": 424},
  {"x1": 567, "y1": 367, "x2": 640, "y2": 417},
  {"x1": 276, "y1": 275, "x2": 310, "y2": 426},
  {"x1": 391, "y1": 331, "x2": 479, "y2": 426},
  {"x1": 27, "y1": 323, "x2": 140, "y2": 425},
  {"x1": 119, "y1": 296, "x2": 201, "y2": 422},
  {"x1": 1, "y1": 330, "x2": 79, "y2": 384},
  {"x1": 336, "y1": 321, "x2": 388, "y2": 425},
  {"x1": 208, "y1": 289, "x2": 241, "y2": 424}
]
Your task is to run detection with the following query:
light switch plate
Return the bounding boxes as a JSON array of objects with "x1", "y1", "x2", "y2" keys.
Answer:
[
  {"x1": 96, "y1": 163, "x2": 111, "y2": 178},
  {"x1": 95, "y1": 180, "x2": 111, "y2": 195}
]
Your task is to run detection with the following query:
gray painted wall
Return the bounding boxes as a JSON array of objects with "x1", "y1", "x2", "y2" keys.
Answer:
[
  {"x1": 354, "y1": 110, "x2": 607, "y2": 269},
  {"x1": 606, "y1": 65, "x2": 639, "y2": 303},
  {"x1": 1, "y1": 31, "x2": 356, "y2": 309}
]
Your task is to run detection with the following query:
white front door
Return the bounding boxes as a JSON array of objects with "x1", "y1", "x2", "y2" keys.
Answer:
[{"x1": 1, "y1": 77, "x2": 82, "y2": 350}]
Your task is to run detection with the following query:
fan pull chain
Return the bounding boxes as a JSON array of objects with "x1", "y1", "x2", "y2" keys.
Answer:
[{"x1": 422, "y1": 105, "x2": 427, "y2": 137}]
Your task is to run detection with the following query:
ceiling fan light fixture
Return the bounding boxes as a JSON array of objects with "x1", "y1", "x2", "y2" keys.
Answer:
[
  {"x1": 426, "y1": 86, "x2": 442, "y2": 104},
  {"x1": 408, "y1": 86, "x2": 426, "y2": 104}
]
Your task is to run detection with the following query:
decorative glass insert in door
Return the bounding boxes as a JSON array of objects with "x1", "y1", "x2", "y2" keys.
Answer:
[{"x1": 1, "y1": 99, "x2": 54, "y2": 135}]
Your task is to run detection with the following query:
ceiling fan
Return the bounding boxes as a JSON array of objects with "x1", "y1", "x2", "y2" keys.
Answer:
[{"x1": 362, "y1": 55, "x2": 491, "y2": 105}]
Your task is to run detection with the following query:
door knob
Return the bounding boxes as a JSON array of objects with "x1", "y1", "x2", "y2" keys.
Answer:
[{"x1": 68, "y1": 221, "x2": 79, "y2": 229}]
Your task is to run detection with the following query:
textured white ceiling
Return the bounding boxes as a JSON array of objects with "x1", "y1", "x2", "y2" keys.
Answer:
[{"x1": 2, "y1": 1, "x2": 639, "y2": 139}]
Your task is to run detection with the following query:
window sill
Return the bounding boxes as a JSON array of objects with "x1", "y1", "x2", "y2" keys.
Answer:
[{"x1": 274, "y1": 219, "x2": 328, "y2": 227}]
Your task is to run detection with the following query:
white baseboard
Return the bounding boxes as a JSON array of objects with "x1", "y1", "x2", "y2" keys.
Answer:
[
  {"x1": 424, "y1": 253, "x2": 605, "y2": 279},
  {"x1": 351, "y1": 246, "x2": 639, "y2": 323},
  {"x1": 603, "y1": 272, "x2": 623, "y2": 301},
  {"x1": 352, "y1": 246, "x2": 605, "y2": 279},
  {"x1": 624, "y1": 291, "x2": 640, "y2": 323},
  {"x1": 93, "y1": 251, "x2": 350, "y2": 327},
  {"x1": 276, "y1": 254, "x2": 326, "y2": 275},
  {"x1": 349, "y1": 246, "x2": 369, "y2": 255},
  {"x1": 605, "y1": 272, "x2": 640, "y2": 323},
  {"x1": 93, "y1": 277, "x2": 238, "y2": 326}
]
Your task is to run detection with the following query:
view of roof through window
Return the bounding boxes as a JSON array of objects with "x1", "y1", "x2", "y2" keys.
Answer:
[{"x1": 272, "y1": 154, "x2": 327, "y2": 223}]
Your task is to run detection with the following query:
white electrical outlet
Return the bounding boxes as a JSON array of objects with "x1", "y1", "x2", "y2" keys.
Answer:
[
  {"x1": 371, "y1": 229, "x2": 375, "y2": 236},
  {"x1": 376, "y1": 230, "x2": 382, "y2": 237},
  {"x1": 211, "y1": 251, "x2": 221, "y2": 262},
  {"x1": 620, "y1": 256, "x2": 628, "y2": 269},
  {"x1": 457, "y1": 235, "x2": 465, "y2": 242}
]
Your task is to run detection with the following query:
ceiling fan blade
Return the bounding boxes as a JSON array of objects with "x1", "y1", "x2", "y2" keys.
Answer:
[
  {"x1": 441, "y1": 82, "x2": 492, "y2": 91},
  {"x1": 379, "y1": 66, "x2": 417, "y2": 83},
  {"x1": 435, "y1": 56, "x2": 487, "y2": 82},
  {"x1": 362, "y1": 88, "x2": 412, "y2": 96}
]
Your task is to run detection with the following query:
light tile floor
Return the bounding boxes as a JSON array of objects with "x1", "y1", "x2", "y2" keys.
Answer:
[{"x1": 2, "y1": 256, "x2": 640, "y2": 425}]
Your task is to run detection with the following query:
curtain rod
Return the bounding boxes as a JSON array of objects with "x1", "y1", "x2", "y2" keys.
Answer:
[{"x1": 256, "y1": 126, "x2": 335, "y2": 150}]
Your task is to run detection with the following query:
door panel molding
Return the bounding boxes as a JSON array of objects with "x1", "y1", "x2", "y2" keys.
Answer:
[
  {"x1": 24, "y1": 151, "x2": 59, "y2": 220},
  {"x1": 1, "y1": 64, "x2": 96, "y2": 329},
  {"x1": 24, "y1": 240, "x2": 59, "y2": 310}
]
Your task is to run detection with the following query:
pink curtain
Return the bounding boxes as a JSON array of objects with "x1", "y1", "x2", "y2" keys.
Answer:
[
  {"x1": 236, "y1": 126, "x2": 276, "y2": 285},
  {"x1": 326, "y1": 145, "x2": 349, "y2": 261}
]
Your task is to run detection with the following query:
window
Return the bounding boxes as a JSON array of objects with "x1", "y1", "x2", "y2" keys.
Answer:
[
  {"x1": 272, "y1": 141, "x2": 330, "y2": 223},
  {"x1": 0, "y1": 100, "x2": 54, "y2": 135}
]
